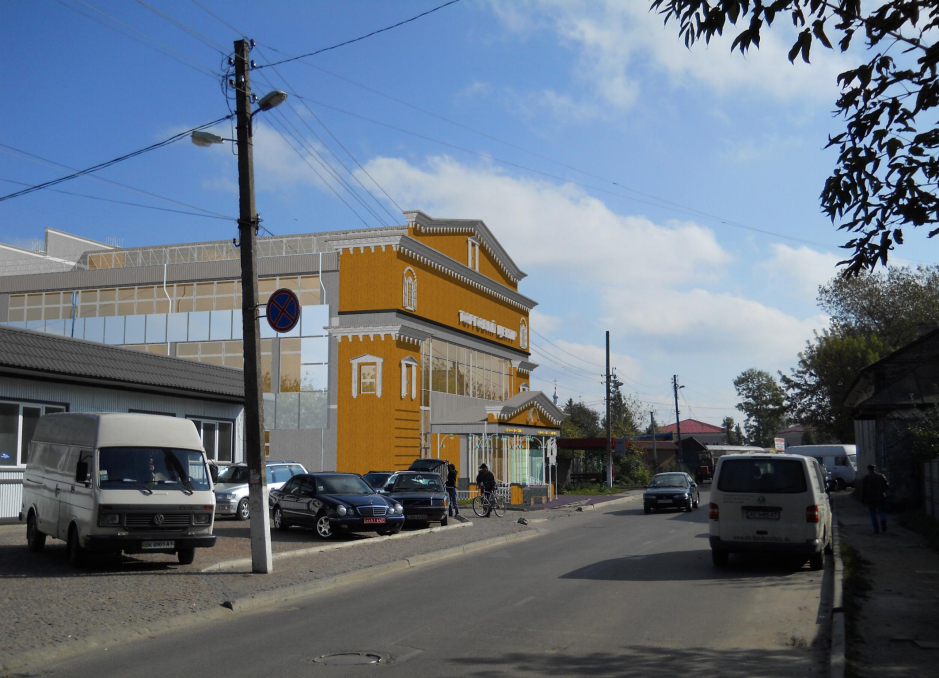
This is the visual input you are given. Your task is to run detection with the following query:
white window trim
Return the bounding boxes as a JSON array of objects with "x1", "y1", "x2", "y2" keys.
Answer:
[
  {"x1": 519, "y1": 383, "x2": 530, "y2": 393},
  {"x1": 467, "y1": 237, "x2": 480, "y2": 272},
  {"x1": 402, "y1": 266, "x2": 417, "y2": 311},
  {"x1": 351, "y1": 354, "x2": 384, "y2": 398},
  {"x1": 0, "y1": 400, "x2": 67, "y2": 468},
  {"x1": 401, "y1": 355, "x2": 419, "y2": 400},
  {"x1": 519, "y1": 317, "x2": 528, "y2": 350}
]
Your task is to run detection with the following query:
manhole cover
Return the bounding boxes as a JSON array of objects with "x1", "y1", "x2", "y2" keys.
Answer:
[{"x1": 312, "y1": 652, "x2": 384, "y2": 665}]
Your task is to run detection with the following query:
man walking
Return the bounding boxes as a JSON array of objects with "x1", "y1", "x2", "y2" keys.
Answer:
[
  {"x1": 860, "y1": 464, "x2": 889, "y2": 533},
  {"x1": 446, "y1": 463, "x2": 459, "y2": 518},
  {"x1": 476, "y1": 463, "x2": 496, "y2": 517}
]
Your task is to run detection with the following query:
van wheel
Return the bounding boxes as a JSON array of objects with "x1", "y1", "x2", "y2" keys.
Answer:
[
  {"x1": 177, "y1": 548, "x2": 195, "y2": 565},
  {"x1": 835, "y1": 478, "x2": 846, "y2": 492},
  {"x1": 824, "y1": 530, "x2": 833, "y2": 555},
  {"x1": 711, "y1": 548, "x2": 728, "y2": 567},
  {"x1": 237, "y1": 499, "x2": 250, "y2": 521},
  {"x1": 67, "y1": 525, "x2": 87, "y2": 568},
  {"x1": 809, "y1": 551, "x2": 824, "y2": 571},
  {"x1": 26, "y1": 512, "x2": 46, "y2": 553}
]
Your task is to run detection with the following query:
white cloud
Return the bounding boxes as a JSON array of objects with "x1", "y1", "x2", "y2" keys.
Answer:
[
  {"x1": 718, "y1": 135, "x2": 804, "y2": 165},
  {"x1": 488, "y1": 0, "x2": 851, "y2": 113},
  {"x1": 529, "y1": 308, "x2": 562, "y2": 334},
  {"x1": 457, "y1": 80, "x2": 493, "y2": 99},
  {"x1": 358, "y1": 154, "x2": 731, "y2": 285},
  {"x1": 763, "y1": 243, "x2": 844, "y2": 300}
]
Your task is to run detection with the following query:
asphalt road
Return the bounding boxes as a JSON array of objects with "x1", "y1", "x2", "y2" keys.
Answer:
[{"x1": 34, "y1": 490, "x2": 832, "y2": 678}]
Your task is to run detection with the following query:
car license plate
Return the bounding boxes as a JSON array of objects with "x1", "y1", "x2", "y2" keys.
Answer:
[
  {"x1": 408, "y1": 514, "x2": 428, "y2": 519},
  {"x1": 364, "y1": 517, "x2": 386, "y2": 524},
  {"x1": 745, "y1": 510, "x2": 780, "y2": 520},
  {"x1": 656, "y1": 499, "x2": 671, "y2": 504},
  {"x1": 142, "y1": 540, "x2": 175, "y2": 549}
]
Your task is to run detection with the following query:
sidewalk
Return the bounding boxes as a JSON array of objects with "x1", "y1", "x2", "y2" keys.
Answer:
[
  {"x1": 833, "y1": 492, "x2": 939, "y2": 677},
  {"x1": 529, "y1": 490, "x2": 640, "y2": 510}
]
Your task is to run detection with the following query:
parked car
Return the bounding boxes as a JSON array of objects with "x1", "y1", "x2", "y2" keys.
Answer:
[
  {"x1": 362, "y1": 471, "x2": 395, "y2": 490},
  {"x1": 709, "y1": 453, "x2": 833, "y2": 570},
  {"x1": 270, "y1": 473, "x2": 405, "y2": 539},
  {"x1": 643, "y1": 473, "x2": 700, "y2": 513},
  {"x1": 785, "y1": 445, "x2": 857, "y2": 490},
  {"x1": 214, "y1": 461, "x2": 307, "y2": 520},
  {"x1": 380, "y1": 471, "x2": 449, "y2": 526},
  {"x1": 407, "y1": 458, "x2": 449, "y2": 484}
]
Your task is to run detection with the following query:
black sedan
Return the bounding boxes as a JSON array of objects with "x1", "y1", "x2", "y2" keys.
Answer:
[
  {"x1": 643, "y1": 473, "x2": 700, "y2": 513},
  {"x1": 381, "y1": 471, "x2": 449, "y2": 526},
  {"x1": 270, "y1": 473, "x2": 405, "y2": 538},
  {"x1": 362, "y1": 471, "x2": 394, "y2": 490}
]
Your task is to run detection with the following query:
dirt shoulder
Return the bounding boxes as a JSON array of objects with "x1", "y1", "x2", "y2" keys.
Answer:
[{"x1": 833, "y1": 492, "x2": 939, "y2": 677}]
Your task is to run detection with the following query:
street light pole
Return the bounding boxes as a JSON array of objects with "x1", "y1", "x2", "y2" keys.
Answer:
[{"x1": 234, "y1": 38, "x2": 272, "y2": 574}]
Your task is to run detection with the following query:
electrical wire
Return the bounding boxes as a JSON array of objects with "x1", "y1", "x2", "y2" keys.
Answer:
[
  {"x1": 0, "y1": 144, "x2": 236, "y2": 219},
  {"x1": 530, "y1": 342, "x2": 602, "y2": 378},
  {"x1": 255, "y1": 1, "x2": 463, "y2": 69},
  {"x1": 529, "y1": 328, "x2": 605, "y2": 369},
  {"x1": 0, "y1": 179, "x2": 233, "y2": 221},
  {"x1": 0, "y1": 114, "x2": 235, "y2": 203},
  {"x1": 188, "y1": 0, "x2": 244, "y2": 36},
  {"x1": 134, "y1": 0, "x2": 228, "y2": 54}
]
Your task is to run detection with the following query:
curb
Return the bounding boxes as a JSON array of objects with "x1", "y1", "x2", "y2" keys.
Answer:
[
  {"x1": 0, "y1": 527, "x2": 542, "y2": 675},
  {"x1": 202, "y1": 520, "x2": 471, "y2": 572},
  {"x1": 830, "y1": 521, "x2": 846, "y2": 678}
]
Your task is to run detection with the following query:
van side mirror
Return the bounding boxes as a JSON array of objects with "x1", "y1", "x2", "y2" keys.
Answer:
[
  {"x1": 209, "y1": 463, "x2": 219, "y2": 484},
  {"x1": 75, "y1": 460, "x2": 89, "y2": 483}
]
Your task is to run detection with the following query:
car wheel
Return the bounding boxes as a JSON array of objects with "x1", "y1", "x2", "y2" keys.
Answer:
[
  {"x1": 273, "y1": 506, "x2": 289, "y2": 532},
  {"x1": 236, "y1": 499, "x2": 250, "y2": 521},
  {"x1": 644, "y1": 506, "x2": 651, "y2": 514},
  {"x1": 835, "y1": 478, "x2": 846, "y2": 492},
  {"x1": 809, "y1": 551, "x2": 824, "y2": 571},
  {"x1": 315, "y1": 513, "x2": 333, "y2": 539},
  {"x1": 711, "y1": 548, "x2": 728, "y2": 567},
  {"x1": 440, "y1": 515, "x2": 448, "y2": 527},
  {"x1": 693, "y1": 493, "x2": 699, "y2": 509},
  {"x1": 67, "y1": 525, "x2": 87, "y2": 568},
  {"x1": 26, "y1": 511, "x2": 46, "y2": 553},
  {"x1": 177, "y1": 548, "x2": 195, "y2": 565}
]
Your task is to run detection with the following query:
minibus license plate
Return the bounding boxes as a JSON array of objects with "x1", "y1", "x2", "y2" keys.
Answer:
[
  {"x1": 408, "y1": 514, "x2": 428, "y2": 520},
  {"x1": 142, "y1": 540, "x2": 175, "y2": 549},
  {"x1": 745, "y1": 510, "x2": 779, "y2": 520},
  {"x1": 364, "y1": 518, "x2": 386, "y2": 524}
]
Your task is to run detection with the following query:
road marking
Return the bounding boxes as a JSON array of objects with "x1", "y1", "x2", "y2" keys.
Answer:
[{"x1": 511, "y1": 595, "x2": 537, "y2": 608}]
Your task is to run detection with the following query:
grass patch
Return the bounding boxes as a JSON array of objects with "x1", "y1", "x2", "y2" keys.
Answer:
[
  {"x1": 897, "y1": 510, "x2": 939, "y2": 553},
  {"x1": 840, "y1": 532, "x2": 872, "y2": 674},
  {"x1": 559, "y1": 483, "x2": 635, "y2": 495}
]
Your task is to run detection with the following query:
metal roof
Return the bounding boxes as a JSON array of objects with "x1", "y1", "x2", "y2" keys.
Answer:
[{"x1": 0, "y1": 325, "x2": 244, "y2": 402}]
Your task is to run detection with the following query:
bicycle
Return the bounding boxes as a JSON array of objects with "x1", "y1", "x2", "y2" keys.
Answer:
[{"x1": 472, "y1": 489, "x2": 506, "y2": 518}]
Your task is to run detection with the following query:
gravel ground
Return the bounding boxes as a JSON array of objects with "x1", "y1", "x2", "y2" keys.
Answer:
[{"x1": 0, "y1": 514, "x2": 528, "y2": 665}]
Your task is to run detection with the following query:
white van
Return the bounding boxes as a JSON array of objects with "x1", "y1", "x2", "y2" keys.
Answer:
[
  {"x1": 785, "y1": 445, "x2": 857, "y2": 490},
  {"x1": 19, "y1": 413, "x2": 216, "y2": 567},
  {"x1": 709, "y1": 453, "x2": 832, "y2": 570}
]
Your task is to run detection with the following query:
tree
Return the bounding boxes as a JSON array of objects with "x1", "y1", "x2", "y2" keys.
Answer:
[
  {"x1": 819, "y1": 265, "x2": 939, "y2": 347},
  {"x1": 734, "y1": 423, "x2": 745, "y2": 444},
  {"x1": 650, "y1": 1, "x2": 939, "y2": 273},
  {"x1": 721, "y1": 416, "x2": 742, "y2": 444},
  {"x1": 780, "y1": 330, "x2": 891, "y2": 443},
  {"x1": 560, "y1": 398, "x2": 602, "y2": 439},
  {"x1": 603, "y1": 375, "x2": 643, "y2": 437},
  {"x1": 734, "y1": 368, "x2": 787, "y2": 446}
]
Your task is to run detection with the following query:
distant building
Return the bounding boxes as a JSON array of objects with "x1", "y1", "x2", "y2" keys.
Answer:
[
  {"x1": 658, "y1": 418, "x2": 726, "y2": 445},
  {"x1": 777, "y1": 424, "x2": 805, "y2": 448}
]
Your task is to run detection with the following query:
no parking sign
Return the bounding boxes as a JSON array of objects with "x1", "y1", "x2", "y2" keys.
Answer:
[{"x1": 266, "y1": 288, "x2": 301, "y2": 333}]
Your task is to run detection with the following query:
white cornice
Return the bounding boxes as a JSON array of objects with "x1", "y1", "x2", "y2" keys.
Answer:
[
  {"x1": 512, "y1": 359, "x2": 539, "y2": 374},
  {"x1": 327, "y1": 324, "x2": 430, "y2": 346}
]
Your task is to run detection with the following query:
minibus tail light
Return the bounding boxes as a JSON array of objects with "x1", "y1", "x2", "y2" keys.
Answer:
[
  {"x1": 709, "y1": 503, "x2": 719, "y2": 520},
  {"x1": 806, "y1": 505, "x2": 820, "y2": 523}
]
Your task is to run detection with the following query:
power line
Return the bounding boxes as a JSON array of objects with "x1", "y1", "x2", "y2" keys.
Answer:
[
  {"x1": 530, "y1": 341, "x2": 601, "y2": 378},
  {"x1": 188, "y1": 0, "x2": 243, "y2": 36},
  {"x1": 256, "y1": 1, "x2": 462, "y2": 69},
  {"x1": 0, "y1": 114, "x2": 234, "y2": 203},
  {"x1": 134, "y1": 0, "x2": 228, "y2": 54},
  {"x1": 529, "y1": 328, "x2": 605, "y2": 369},
  {"x1": 0, "y1": 144, "x2": 235, "y2": 218}
]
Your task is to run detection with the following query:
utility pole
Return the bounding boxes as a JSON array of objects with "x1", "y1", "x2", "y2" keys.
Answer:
[
  {"x1": 234, "y1": 39, "x2": 272, "y2": 574},
  {"x1": 673, "y1": 375, "x2": 684, "y2": 474},
  {"x1": 605, "y1": 331, "x2": 612, "y2": 488},
  {"x1": 650, "y1": 411, "x2": 658, "y2": 473}
]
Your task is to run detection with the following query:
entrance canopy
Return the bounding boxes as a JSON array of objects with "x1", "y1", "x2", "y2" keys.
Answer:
[{"x1": 430, "y1": 390, "x2": 565, "y2": 437}]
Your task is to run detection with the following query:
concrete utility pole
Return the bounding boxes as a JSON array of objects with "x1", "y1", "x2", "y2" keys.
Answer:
[
  {"x1": 605, "y1": 331, "x2": 612, "y2": 488},
  {"x1": 234, "y1": 39, "x2": 272, "y2": 574},
  {"x1": 651, "y1": 411, "x2": 658, "y2": 473},
  {"x1": 673, "y1": 375, "x2": 684, "y2": 474}
]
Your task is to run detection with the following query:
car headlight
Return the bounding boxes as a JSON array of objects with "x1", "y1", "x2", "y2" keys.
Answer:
[
  {"x1": 394, "y1": 503, "x2": 403, "y2": 514},
  {"x1": 387, "y1": 506, "x2": 396, "y2": 515},
  {"x1": 193, "y1": 513, "x2": 211, "y2": 525},
  {"x1": 337, "y1": 505, "x2": 348, "y2": 517},
  {"x1": 216, "y1": 493, "x2": 232, "y2": 501},
  {"x1": 98, "y1": 513, "x2": 120, "y2": 526}
]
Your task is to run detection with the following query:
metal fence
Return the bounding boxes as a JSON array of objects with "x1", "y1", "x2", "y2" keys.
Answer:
[{"x1": 457, "y1": 483, "x2": 511, "y2": 503}]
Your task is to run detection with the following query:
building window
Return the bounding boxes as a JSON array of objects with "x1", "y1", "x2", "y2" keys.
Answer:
[
  {"x1": 188, "y1": 417, "x2": 235, "y2": 463},
  {"x1": 350, "y1": 354, "x2": 384, "y2": 398},
  {"x1": 0, "y1": 400, "x2": 67, "y2": 467},
  {"x1": 519, "y1": 318, "x2": 528, "y2": 350},
  {"x1": 402, "y1": 267, "x2": 417, "y2": 311},
  {"x1": 401, "y1": 356, "x2": 419, "y2": 399},
  {"x1": 467, "y1": 238, "x2": 480, "y2": 271},
  {"x1": 520, "y1": 382, "x2": 529, "y2": 393}
]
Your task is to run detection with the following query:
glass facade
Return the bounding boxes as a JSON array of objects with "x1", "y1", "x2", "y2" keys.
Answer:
[{"x1": 420, "y1": 338, "x2": 514, "y2": 404}]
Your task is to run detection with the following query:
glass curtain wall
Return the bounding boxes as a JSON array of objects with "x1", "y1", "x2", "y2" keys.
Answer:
[{"x1": 420, "y1": 339, "x2": 513, "y2": 402}]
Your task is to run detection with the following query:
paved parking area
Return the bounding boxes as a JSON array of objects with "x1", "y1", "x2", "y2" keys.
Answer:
[{"x1": 0, "y1": 515, "x2": 526, "y2": 667}]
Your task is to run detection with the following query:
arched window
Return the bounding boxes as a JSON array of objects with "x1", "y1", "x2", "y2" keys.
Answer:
[
  {"x1": 519, "y1": 318, "x2": 528, "y2": 350},
  {"x1": 402, "y1": 267, "x2": 417, "y2": 311}
]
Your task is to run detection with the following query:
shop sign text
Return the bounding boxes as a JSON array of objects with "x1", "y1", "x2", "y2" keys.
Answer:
[{"x1": 458, "y1": 310, "x2": 518, "y2": 341}]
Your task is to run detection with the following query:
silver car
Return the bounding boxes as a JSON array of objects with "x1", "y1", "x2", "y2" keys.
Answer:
[{"x1": 214, "y1": 461, "x2": 307, "y2": 520}]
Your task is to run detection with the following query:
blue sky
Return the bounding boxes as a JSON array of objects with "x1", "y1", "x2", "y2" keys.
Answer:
[{"x1": 3, "y1": 0, "x2": 932, "y2": 428}]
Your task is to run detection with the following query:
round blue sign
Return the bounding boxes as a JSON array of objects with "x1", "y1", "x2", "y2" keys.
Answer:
[{"x1": 266, "y1": 288, "x2": 301, "y2": 333}]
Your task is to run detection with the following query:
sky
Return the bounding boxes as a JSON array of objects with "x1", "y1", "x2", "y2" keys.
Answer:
[{"x1": 2, "y1": 0, "x2": 933, "y2": 430}]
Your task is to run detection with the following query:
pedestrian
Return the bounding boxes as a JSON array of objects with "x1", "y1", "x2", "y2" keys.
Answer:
[
  {"x1": 860, "y1": 464, "x2": 889, "y2": 533},
  {"x1": 476, "y1": 463, "x2": 496, "y2": 517},
  {"x1": 446, "y1": 463, "x2": 459, "y2": 517}
]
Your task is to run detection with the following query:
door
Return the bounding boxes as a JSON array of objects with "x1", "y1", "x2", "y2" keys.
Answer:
[
  {"x1": 55, "y1": 447, "x2": 81, "y2": 541},
  {"x1": 296, "y1": 477, "x2": 318, "y2": 525},
  {"x1": 277, "y1": 477, "x2": 303, "y2": 521}
]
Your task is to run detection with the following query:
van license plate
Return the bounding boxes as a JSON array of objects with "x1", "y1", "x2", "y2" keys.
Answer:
[
  {"x1": 142, "y1": 540, "x2": 175, "y2": 549},
  {"x1": 363, "y1": 518, "x2": 386, "y2": 524},
  {"x1": 745, "y1": 510, "x2": 780, "y2": 520}
]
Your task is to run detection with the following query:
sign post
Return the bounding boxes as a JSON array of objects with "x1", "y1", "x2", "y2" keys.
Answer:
[{"x1": 774, "y1": 437, "x2": 786, "y2": 453}]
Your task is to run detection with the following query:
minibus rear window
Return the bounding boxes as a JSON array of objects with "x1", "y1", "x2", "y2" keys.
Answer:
[{"x1": 717, "y1": 459, "x2": 808, "y2": 494}]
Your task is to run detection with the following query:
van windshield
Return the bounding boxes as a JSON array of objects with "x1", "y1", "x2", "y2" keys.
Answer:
[
  {"x1": 98, "y1": 447, "x2": 211, "y2": 492},
  {"x1": 717, "y1": 458, "x2": 808, "y2": 494}
]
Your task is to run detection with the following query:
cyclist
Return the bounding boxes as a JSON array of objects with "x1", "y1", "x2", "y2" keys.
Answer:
[{"x1": 476, "y1": 463, "x2": 496, "y2": 517}]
